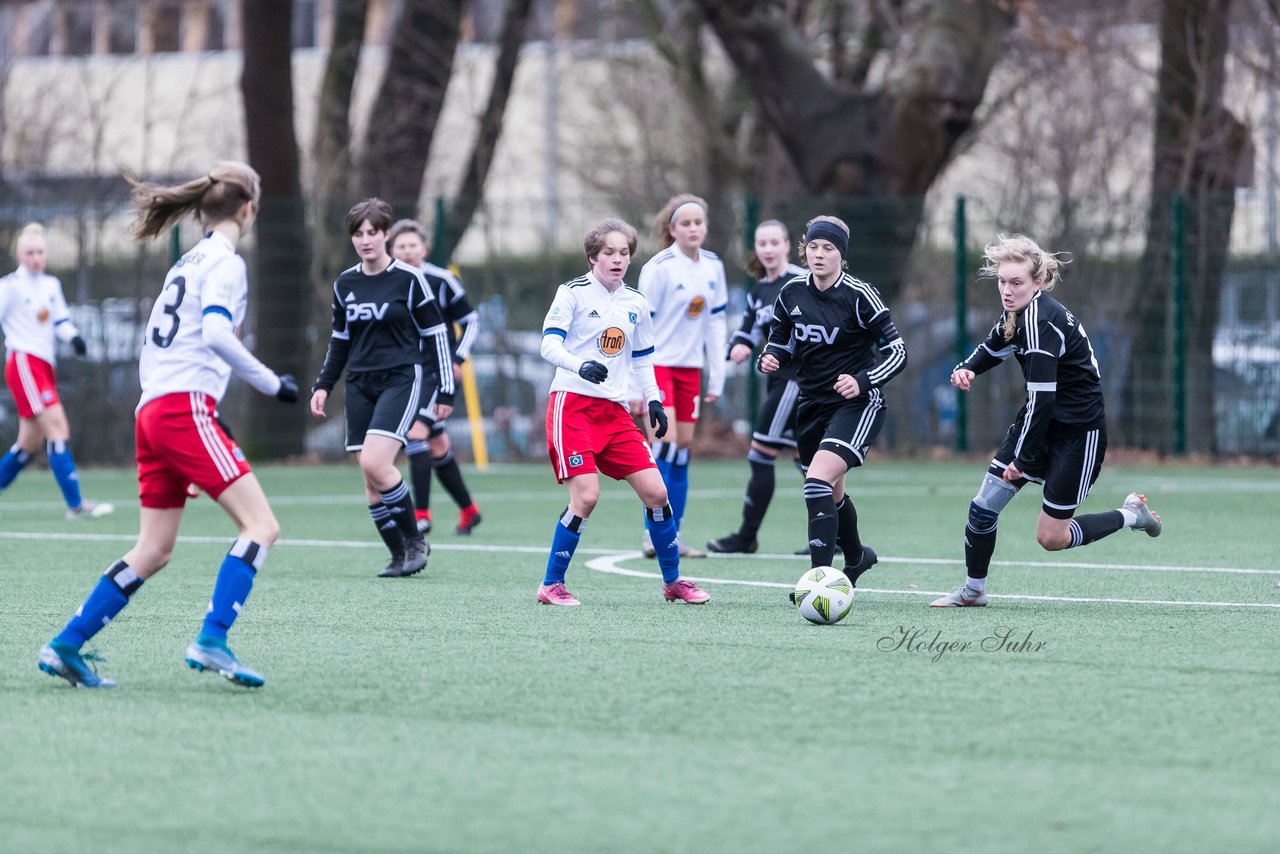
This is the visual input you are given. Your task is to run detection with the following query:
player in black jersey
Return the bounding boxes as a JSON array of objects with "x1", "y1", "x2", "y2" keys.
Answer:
[
  {"x1": 310, "y1": 199, "x2": 456, "y2": 578},
  {"x1": 388, "y1": 219, "x2": 482, "y2": 538},
  {"x1": 760, "y1": 216, "x2": 907, "y2": 586},
  {"x1": 932, "y1": 234, "x2": 1163, "y2": 608},
  {"x1": 707, "y1": 219, "x2": 808, "y2": 555}
]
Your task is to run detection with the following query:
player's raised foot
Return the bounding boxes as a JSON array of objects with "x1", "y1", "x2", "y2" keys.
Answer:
[
  {"x1": 454, "y1": 505, "x2": 482, "y2": 536},
  {"x1": 414, "y1": 509, "x2": 432, "y2": 534},
  {"x1": 536, "y1": 582, "x2": 581, "y2": 606},
  {"x1": 843, "y1": 545, "x2": 879, "y2": 587},
  {"x1": 706, "y1": 531, "x2": 758, "y2": 554},
  {"x1": 381, "y1": 538, "x2": 429, "y2": 578},
  {"x1": 185, "y1": 636, "x2": 264, "y2": 687},
  {"x1": 1123, "y1": 492, "x2": 1162, "y2": 538},
  {"x1": 641, "y1": 529, "x2": 657, "y2": 559},
  {"x1": 930, "y1": 585, "x2": 989, "y2": 608},
  {"x1": 66, "y1": 499, "x2": 114, "y2": 521},
  {"x1": 38, "y1": 641, "x2": 115, "y2": 688},
  {"x1": 676, "y1": 539, "x2": 706, "y2": 559},
  {"x1": 663, "y1": 578, "x2": 710, "y2": 604}
]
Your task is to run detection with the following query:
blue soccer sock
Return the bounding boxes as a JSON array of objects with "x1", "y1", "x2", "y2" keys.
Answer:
[
  {"x1": 669, "y1": 448, "x2": 690, "y2": 530},
  {"x1": 0, "y1": 443, "x2": 30, "y2": 492},
  {"x1": 544, "y1": 508, "x2": 586, "y2": 585},
  {"x1": 54, "y1": 560, "x2": 143, "y2": 649},
  {"x1": 645, "y1": 503, "x2": 680, "y2": 584},
  {"x1": 651, "y1": 441, "x2": 675, "y2": 484},
  {"x1": 200, "y1": 537, "x2": 265, "y2": 641},
  {"x1": 46, "y1": 439, "x2": 83, "y2": 510}
]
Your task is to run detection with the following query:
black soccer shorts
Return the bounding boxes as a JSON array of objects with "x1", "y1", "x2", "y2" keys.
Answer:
[
  {"x1": 752, "y1": 377, "x2": 800, "y2": 449},
  {"x1": 990, "y1": 418, "x2": 1107, "y2": 519},
  {"x1": 415, "y1": 380, "x2": 450, "y2": 438},
  {"x1": 796, "y1": 389, "x2": 886, "y2": 469},
  {"x1": 344, "y1": 365, "x2": 422, "y2": 451}
]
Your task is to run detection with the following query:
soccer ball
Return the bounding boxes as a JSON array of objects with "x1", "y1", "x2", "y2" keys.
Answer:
[{"x1": 792, "y1": 566, "x2": 854, "y2": 625}]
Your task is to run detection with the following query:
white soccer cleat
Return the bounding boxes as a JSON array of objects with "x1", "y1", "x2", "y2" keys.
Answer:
[
  {"x1": 66, "y1": 499, "x2": 114, "y2": 521},
  {"x1": 930, "y1": 585, "x2": 989, "y2": 608},
  {"x1": 1123, "y1": 492, "x2": 1162, "y2": 538}
]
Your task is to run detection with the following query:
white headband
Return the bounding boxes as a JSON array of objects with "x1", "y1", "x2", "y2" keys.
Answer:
[{"x1": 669, "y1": 201, "x2": 706, "y2": 225}]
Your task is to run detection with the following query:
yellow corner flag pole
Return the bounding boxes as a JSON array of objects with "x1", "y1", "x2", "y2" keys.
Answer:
[{"x1": 450, "y1": 265, "x2": 488, "y2": 470}]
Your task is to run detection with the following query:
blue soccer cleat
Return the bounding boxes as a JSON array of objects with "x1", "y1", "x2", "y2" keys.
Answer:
[
  {"x1": 185, "y1": 636, "x2": 264, "y2": 688},
  {"x1": 38, "y1": 641, "x2": 116, "y2": 688}
]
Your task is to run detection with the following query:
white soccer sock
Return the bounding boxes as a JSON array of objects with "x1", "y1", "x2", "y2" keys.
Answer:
[
  {"x1": 966, "y1": 576, "x2": 986, "y2": 592},
  {"x1": 1119, "y1": 508, "x2": 1139, "y2": 527}
]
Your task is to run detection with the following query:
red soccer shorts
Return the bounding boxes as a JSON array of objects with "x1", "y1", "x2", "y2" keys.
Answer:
[
  {"x1": 5, "y1": 352, "x2": 59, "y2": 418},
  {"x1": 136, "y1": 392, "x2": 252, "y2": 508},
  {"x1": 654, "y1": 365, "x2": 702, "y2": 422},
  {"x1": 546, "y1": 391, "x2": 656, "y2": 483}
]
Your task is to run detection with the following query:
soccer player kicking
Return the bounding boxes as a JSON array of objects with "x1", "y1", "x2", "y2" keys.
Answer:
[
  {"x1": 932, "y1": 234, "x2": 1162, "y2": 608},
  {"x1": 39, "y1": 161, "x2": 298, "y2": 688},
  {"x1": 760, "y1": 215, "x2": 908, "y2": 587},
  {"x1": 537, "y1": 218, "x2": 710, "y2": 606}
]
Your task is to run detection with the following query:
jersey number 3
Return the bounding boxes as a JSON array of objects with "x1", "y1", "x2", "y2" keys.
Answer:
[{"x1": 151, "y1": 276, "x2": 186, "y2": 348}]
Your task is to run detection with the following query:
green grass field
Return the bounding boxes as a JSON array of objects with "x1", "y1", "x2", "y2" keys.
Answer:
[{"x1": 2, "y1": 458, "x2": 1278, "y2": 853}]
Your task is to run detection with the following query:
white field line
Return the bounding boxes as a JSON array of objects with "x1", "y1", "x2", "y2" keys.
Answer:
[{"x1": 584, "y1": 551, "x2": 1280, "y2": 610}]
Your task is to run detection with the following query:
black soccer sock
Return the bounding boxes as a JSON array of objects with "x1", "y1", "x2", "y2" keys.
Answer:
[
  {"x1": 834, "y1": 496, "x2": 863, "y2": 565},
  {"x1": 1067, "y1": 511, "x2": 1125, "y2": 548},
  {"x1": 431, "y1": 450, "x2": 473, "y2": 510},
  {"x1": 964, "y1": 528, "x2": 997, "y2": 579},
  {"x1": 406, "y1": 440, "x2": 433, "y2": 511},
  {"x1": 739, "y1": 449, "x2": 776, "y2": 540},
  {"x1": 803, "y1": 478, "x2": 838, "y2": 567},
  {"x1": 369, "y1": 503, "x2": 405, "y2": 556},
  {"x1": 378, "y1": 480, "x2": 420, "y2": 541}
]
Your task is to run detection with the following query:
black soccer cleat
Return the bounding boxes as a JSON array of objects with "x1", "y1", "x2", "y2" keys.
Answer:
[
  {"x1": 706, "y1": 531, "x2": 758, "y2": 554},
  {"x1": 842, "y1": 545, "x2": 878, "y2": 588}
]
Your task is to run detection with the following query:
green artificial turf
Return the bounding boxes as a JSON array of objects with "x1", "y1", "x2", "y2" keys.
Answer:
[{"x1": 1, "y1": 460, "x2": 1277, "y2": 853}]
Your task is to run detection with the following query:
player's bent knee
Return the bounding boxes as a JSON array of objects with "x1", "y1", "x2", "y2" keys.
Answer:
[{"x1": 1036, "y1": 529, "x2": 1070, "y2": 551}]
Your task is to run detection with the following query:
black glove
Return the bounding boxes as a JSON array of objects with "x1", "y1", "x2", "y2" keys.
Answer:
[
  {"x1": 578, "y1": 360, "x2": 609, "y2": 384},
  {"x1": 71, "y1": 336, "x2": 87, "y2": 357},
  {"x1": 276, "y1": 374, "x2": 299, "y2": 403},
  {"x1": 648, "y1": 400, "x2": 669, "y2": 439}
]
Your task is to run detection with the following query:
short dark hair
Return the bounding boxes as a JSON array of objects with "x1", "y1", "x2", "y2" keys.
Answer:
[{"x1": 345, "y1": 198, "x2": 394, "y2": 236}]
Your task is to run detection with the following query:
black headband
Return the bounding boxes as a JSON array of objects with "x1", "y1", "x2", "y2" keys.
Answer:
[{"x1": 804, "y1": 221, "x2": 848, "y2": 258}]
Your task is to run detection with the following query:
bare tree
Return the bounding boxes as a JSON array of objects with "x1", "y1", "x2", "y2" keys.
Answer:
[
  {"x1": 691, "y1": 0, "x2": 1016, "y2": 299},
  {"x1": 242, "y1": 0, "x2": 311, "y2": 458},
  {"x1": 1122, "y1": 0, "x2": 1248, "y2": 453}
]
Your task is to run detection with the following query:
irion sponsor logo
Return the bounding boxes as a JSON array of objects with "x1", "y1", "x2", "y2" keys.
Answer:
[
  {"x1": 794, "y1": 323, "x2": 838, "y2": 344},
  {"x1": 346, "y1": 302, "x2": 390, "y2": 321}
]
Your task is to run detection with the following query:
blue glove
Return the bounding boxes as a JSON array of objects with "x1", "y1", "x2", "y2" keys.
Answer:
[{"x1": 648, "y1": 400, "x2": 668, "y2": 439}]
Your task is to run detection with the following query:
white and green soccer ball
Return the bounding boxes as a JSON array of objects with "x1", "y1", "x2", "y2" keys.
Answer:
[{"x1": 793, "y1": 566, "x2": 854, "y2": 625}]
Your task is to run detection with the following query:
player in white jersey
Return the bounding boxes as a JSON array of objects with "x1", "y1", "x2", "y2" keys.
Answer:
[
  {"x1": 633, "y1": 193, "x2": 729, "y2": 558},
  {"x1": 39, "y1": 161, "x2": 298, "y2": 689},
  {"x1": 0, "y1": 223, "x2": 113, "y2": 519},
  {"x1": 537, "y1": 218, "x2": 709, "y2": 606},
  {"x1": 387, "y1": 219, "x2": 482, "y2": 537}
]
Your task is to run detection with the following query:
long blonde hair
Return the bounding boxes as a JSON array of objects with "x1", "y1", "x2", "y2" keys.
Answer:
[
  {"x1": 745, "y1": 219, "x2": 790, "y2": 280},
  {"x1": 125, "y1": 161, "x2": 261, "y2": 240},
  {"x1": 980, "y1": 233, "x2": 1068, "y2": 340},
  {"x1": 652, "y1": 193, "x2": 708, "y2": 250}
]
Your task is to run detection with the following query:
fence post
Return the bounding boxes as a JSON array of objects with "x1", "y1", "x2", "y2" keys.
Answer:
[
  {"x1": 169, "y1": 225, "x2": 181, "y2": 264},
  {"x1": 430, "y1": 196, "x2": 448, "y2": 267},
  {"x1": 1171, "y1": 192, "x2": 1187, "y2": 456},
  {"x1": 954, "y1": 195, "x2": 968, "y2": 453},
  {"x1": 743, "y1": 194, "x2": 760, "y2": 422}
]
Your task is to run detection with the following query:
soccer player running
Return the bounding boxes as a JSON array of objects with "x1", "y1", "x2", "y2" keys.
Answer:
[
  {"x1": 38, "y1": 161, "x2": 299, "y2": 688},
  {"x1": 387, "y1": 219, "x2": 482, "y2": 537},
  {"x1": 707, "y1": 219, "x2": 808, "y2": 555},
  {"x1": 932, "y1": 234, "x2": 1162, "y2": 607},
  {"x1": 635, "y1": 193, "x2": 729, "y2": 559},
  {"x1": 759, "y1": 215, "x2": 906, "y2": 586},
  {"x1": 538, "y1": 218, "x2": 710, "y2": 606},
  {"x1": 310, "y1": 199, "x2": 455, "y2": 578},
  {"x1": 0, "y1": 223, "x2": 113, "y2": 520}
]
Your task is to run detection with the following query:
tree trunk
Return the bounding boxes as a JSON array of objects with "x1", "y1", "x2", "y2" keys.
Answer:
[
  {"x1": 241, "y1": 0, "x2": 310, "y2": 458},
  {"x1": 359, "y1": 0, "x2": 464, "y2": 208},
  {"x1": 693, "y1": 0, "x2": 1014, "y2": 298},
  {"x1": 437, "y1": 0, "x2": 536, "y2": 264},
  {"x1": 1122, "y1": 0, "x2": 1245, "y2": 453}
]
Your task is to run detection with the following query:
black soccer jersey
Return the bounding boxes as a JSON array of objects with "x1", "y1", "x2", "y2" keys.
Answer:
[
  {"x1": 958, "y1": 290, "x2": 1104, "y2": 466},
  {"x1": 761, "y1": 272, "x2": 908, "y2": 403},
  {"x1": 421, "y1": 261, "x2": 479, "y2": 365},
  {"x1": 313, "y1": 260, "x2": 455, "y2": 404},
  {"x1": 730, "y1": 263, "x2": 806, "y2": 381}
]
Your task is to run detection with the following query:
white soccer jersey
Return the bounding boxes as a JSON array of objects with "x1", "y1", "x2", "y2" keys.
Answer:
[
  {"x1": 137, "y1": 231, "x2": 274, "y2": 410},
  {"x1": 637, "y1": 245, "x2": 729, "y2": 391},
  {"x1": 0, "y1": 267, "x2": 80, "y2": 365},
  {"x1": 541, "y1": 273, "x2": 659, "y2": 405}
]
